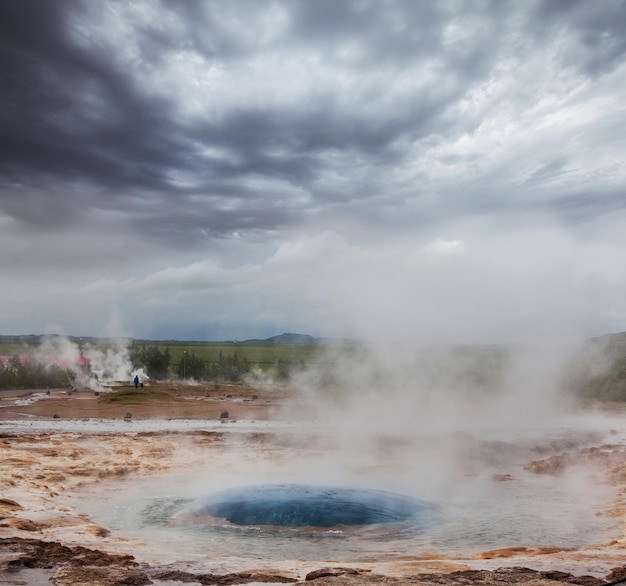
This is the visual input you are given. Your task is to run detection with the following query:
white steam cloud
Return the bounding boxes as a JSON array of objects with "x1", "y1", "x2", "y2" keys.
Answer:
[
  {"x1": 276, "y1": 334, "x2": 615, "y2": 506},
  {"x1": 32, "y1": 336, "x2": 138, "y2": 391}
]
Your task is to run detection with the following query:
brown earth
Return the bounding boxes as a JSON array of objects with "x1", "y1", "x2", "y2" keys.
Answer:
[
  {"x1": 0, "y1": 381, "x2": 290, "y2": 421},
  {"x1": 1, "y1": 384, "x2": 626, "y2": 585}
]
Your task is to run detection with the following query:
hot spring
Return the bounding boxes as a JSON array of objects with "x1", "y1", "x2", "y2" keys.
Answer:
[
  {"x1": 77, "y1": 415, "x2": 623, "y2": 572},
  {"x1": 175, "y1": 483, "x2": 440, "y2": 528}
]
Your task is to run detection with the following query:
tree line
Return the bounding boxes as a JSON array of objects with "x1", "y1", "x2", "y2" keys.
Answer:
[
  {"x1": 0, "y1": 348, "x2": 306, "y2": 390},
  {"x1": 129, "y1": 345, "x2": 304, "y2": 382},
  {"x1": 4, "y1": 341, "x2": 626, "y2": 401},
  {"x1": 0, "y1": 357, "x2": 73, "y2": 390}
]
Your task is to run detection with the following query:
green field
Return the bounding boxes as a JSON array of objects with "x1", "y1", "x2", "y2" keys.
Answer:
[
  {"x1": 0, "y1": 339, "x2": 40, "y2": 356},
  {"x1": 0, "y1": 334, "x2": 330, "y2": 388},
  {"x1": 144, "y1": 341, "x2": 321, "y2": 368},
  {"x1": 0, "y1": 335, "x2": 326, "y2": 372},
  {"x1": 0, "y1": 336, "x2": 319, "y2": 359}
]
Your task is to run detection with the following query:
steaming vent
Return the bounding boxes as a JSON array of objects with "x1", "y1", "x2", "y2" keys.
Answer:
[{"x1": 176, "y1": 484, "x2": 440, "y2": 530}]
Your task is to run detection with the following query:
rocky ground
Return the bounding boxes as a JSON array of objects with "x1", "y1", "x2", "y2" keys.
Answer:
[
  {"x1": 1, "y1": 383, "x2": 626, "y2": 585},
  {"x1": 0, "y1": 381, "x2": 288, "y2": 421}
]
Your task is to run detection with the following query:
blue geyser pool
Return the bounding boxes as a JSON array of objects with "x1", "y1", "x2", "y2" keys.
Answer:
[{"x1": 175, "y1": 484, "x2": 440, "y2": 530}]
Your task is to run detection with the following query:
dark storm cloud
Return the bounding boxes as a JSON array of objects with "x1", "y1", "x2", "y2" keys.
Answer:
[
  {"x1": 0, "y1": 0, "x2": 624, "y2": 242},
  {"x1": 0, "y1": 1, "x2": 192, "y2": 221},
  {"x1": 0, "y1": 0, "x2": 319, "y2": 236},
  {"x1": 0, "y1": 0, "x2": 624, "y2": 340}
]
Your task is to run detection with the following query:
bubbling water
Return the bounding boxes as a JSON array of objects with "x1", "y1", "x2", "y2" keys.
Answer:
[{"x1": 175, "y1": 484, "x2": 440, "y2": 529}]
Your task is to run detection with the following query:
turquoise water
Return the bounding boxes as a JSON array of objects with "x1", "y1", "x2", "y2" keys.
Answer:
[
  {"x1": 87, "y1": 468, "x2": 616, "y2": 564},
  {"x1": 178, "y1": 484, "x2": 440, "y2": 528},
  {"x1": 79, "y1": 416, "x2": 624, "y2": 567}
]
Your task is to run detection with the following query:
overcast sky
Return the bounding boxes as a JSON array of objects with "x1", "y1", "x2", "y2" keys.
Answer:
[{"x1": 1, "y1": 0, "x2": 625, "y2": 343}]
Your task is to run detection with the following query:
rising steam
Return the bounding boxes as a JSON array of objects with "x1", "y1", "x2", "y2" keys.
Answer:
[
  {"x1": 273, "y1": 334, "x2": 616, "y2": 512},
  {"x1": 32, "y1": 335, "x2": 139, "y2": 390}
]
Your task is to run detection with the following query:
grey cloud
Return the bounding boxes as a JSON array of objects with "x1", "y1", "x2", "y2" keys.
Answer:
[
  {"x1": 529, "y1": 0, "x2": 626, "y2": 76},
  {"x1": 0, "y1": 0, "x2": 625, "y2": 340},
  {"x1": 0, "y1": 1, "x2": 525, "y2": 233},
  {"x1": 0, "y1": 2, "x2": 498, "y2": 182},
  {"x1": 0, "y1": 2, "x2": 188, "y2": 186},
  {"x1": 524, "y1": 159, "x2": 574, "y2": 186},
  {"x1": 140, "y1": 197, "x2": 297, "y2": 245},
  {"x1": 548, "y1": 188, "x2": 626, "y2": 224}
]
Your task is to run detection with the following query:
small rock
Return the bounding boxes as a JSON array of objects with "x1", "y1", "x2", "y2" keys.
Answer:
[
  {"x1": 85, "y1": 524, "x2": 111, "y2": 538},
  {"x1": 306, "y1": 567, "x2": 361, "y2": 581},
  {"x1": 492, "y1": 474, "x2": 514, "y2": 482}
]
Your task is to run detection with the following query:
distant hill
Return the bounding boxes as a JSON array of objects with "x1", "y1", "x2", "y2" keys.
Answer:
[
  {"x1": 0, "y1": 332, "x2": 339, "y2": 347},
  {"x1": 586, "y1": 331, "x2": 626, "y2": 360},
  {"x1": 241, "y1": 333, "x2": 319, "y2": 345},
  {"x1": 569, "y1": 331, "x2": 626, "y2": 402},
  {"x1": 3, "y1": 331, "x2": 626, "y2": 352}
]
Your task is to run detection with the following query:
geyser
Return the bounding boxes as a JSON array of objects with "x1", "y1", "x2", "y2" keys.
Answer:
[{"x1": 177, "y1": 484, "x2": 439, "y2": 529}]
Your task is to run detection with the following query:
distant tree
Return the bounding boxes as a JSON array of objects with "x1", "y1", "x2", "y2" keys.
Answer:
[
  {"x1": 275, "y1": 357, "x2": 306, "y2": 381},
  {"x1": 207, "y1": 352, "x2": 251, "y2": 382},
  {"x1": 578, "y1": 356, "x2": 626, "y2": 402},
  {"x1": 0, "y1": 355, "x2": 73, "y2": 390},
  {"x1": 130, "y1": 345, "x2": 171, "y2": 379},
  {"x1": 177, "y1": 351, "x2": 205, "y2": 380}
]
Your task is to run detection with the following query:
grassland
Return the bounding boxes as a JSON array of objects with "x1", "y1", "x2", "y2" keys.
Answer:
[
  {"x1": 3, "y1": 332, "x2": 626, "y2": 402},
  {"x1": 144, "y1": 340, "x2": 322, "y2": 368},
  {"x1": 0, "y1": 336, "x2": 323, "y2": 367},
  {"x1": 97, "y1": 389, "x2": 178, "y2": 405},
  {"x1": 0, "y1": 335, "x2": 327, "y2": 383}
]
